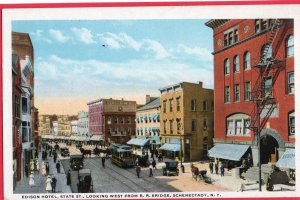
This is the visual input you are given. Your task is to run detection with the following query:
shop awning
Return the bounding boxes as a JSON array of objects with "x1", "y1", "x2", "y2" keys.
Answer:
[
  {"x1": 159, "y1": 143, "x2": 180, "y2": 152},
  {"x1": 276, "y1": 148, "x2": 295, "y2": 169},
  {"x1": 150, "y1": 136, "x2": 161, "y2": 145},
  {"x1": 208, "y1": 144, "x2": 250, "y2": 161},
  {"x1": 75, "y1": 136, "x2": 89, "y2": 141},
  {"x1": 69, "y1": 135, "x2": 77, "y2": 140},
  {"x1": 127, "y1": 138, "x2": 150, "y2": 147},
  {"x1": 90, "y1": 134, "x2": 104, "y2": 141}
]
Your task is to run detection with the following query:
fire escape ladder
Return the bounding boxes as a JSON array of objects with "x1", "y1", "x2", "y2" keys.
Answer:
[{"x1": 248, "y1": 19, "x2": 283, "y2": 131}]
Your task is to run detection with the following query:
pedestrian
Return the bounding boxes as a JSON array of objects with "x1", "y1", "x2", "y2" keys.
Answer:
[
  {"x1": 46, "y1": 161, "x2": 50, "y2": 175},
  {"x1": 36, "y1": 159, "x2": 40, "y2": 172},
  {"x1": 49, "y1": 148, "x2": 52, "y2": 157},
  {"x1": 102, "y1": 157, "x2": 106, "y2": 168},
  {"x1": 152, "y1": 159, "x2": 156, "y2": 169},
  {"x1": 29, "y1": 172, "x2": 35, "y2": 187},
  {"x1": 215, "y1": 162, "x2": 219, "y2": 175},
  {"x1": 220, "y1": 163, "x2": 225, "y2": 176},
  {"x1": 51, "y1": 176, "x2": 57, "y2": 193},
  {"x1": 30, "y1": 160, "x2": 35, "y2": 172},
  {"x1": 45, "y1": 175, "x2": 52, "y2": 193},
  {"x1": 266, "y1": 175, "x2": 273, "y2": 191},
  {"x1": 209, "y1": 162, "x2": 213, "y2": 174},
  {"x1": 53, "y1": 153, "x2": 57, "y2": 163},
  {"x1": 135, "y1": 158, "x2": 139, "y2": 166},
  {"x1": 149, "y1": 164, "x2": 153, "y2": 177},
  {"x1": 35, "y1": 150, "x2": 38, "y2": 159},
  {"x1": 56, "y1": 161, "x2": 61, "y2": 173},
  {"x1": 66, "y1": 169, "x2": 71, "y2": 185},
  {"x1": 25, "y1": 164, "x2": 29, "y2": 177},
  {"x1": 42, "y1": 162, "x2": 47, "y2": 176},
  {"x1": 45, "y1": 151, "x2": 48, "y2": 160},
  {"x1": 136, "y1": 164, "x2": 141, "y2": 178}
]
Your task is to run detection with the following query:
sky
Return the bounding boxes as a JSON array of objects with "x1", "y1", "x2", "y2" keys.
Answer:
[{"x1": 12, "y1": 19, "x2": 214, "y2": 115}]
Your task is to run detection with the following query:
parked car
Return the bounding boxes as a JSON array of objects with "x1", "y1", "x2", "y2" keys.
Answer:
[
  {"x1": 162, "y1": 160, "x2": 179, "y2": 176},
  {"x1": 61, "y1": 148, "x2": 70, "y2": 157}
]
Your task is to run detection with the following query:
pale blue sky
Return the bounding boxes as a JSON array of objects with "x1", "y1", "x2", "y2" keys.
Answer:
[{"x1": 12, "y1": 20, "x2": 214, "y2": 114}]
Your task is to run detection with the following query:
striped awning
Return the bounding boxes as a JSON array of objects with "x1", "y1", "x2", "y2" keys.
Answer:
[
  {"x1": 127, "y1": 138, "x2": 150, "y2": 147},
  {"x1": 208, "y1": 144, "x2": 250, "y2": 161},
  {"x1": 90, "y1": 134, "x2": 104, "y2": 141},
  {"x1": 276, "y1": 148, "x2": 295, "y2": 169}
]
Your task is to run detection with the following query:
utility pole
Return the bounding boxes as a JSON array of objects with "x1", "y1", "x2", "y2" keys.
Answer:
[{"x1": 257, "y1": 103, "x2": 262, "y2": 191}]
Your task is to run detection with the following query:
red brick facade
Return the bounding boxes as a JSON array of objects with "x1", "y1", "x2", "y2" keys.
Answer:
[{"x1": 206, "y1": 19, "x2": 294, "y2": 164}]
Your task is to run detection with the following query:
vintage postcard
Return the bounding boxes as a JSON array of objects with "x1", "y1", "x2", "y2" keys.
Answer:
[{"x1": 1, "y1": 2, "x2": 299, "y2": 200}]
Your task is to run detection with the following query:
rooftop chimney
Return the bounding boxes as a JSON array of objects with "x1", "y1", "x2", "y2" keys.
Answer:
[{"x1": 146, "y1": 95, "x2": 151, "y2": 104}]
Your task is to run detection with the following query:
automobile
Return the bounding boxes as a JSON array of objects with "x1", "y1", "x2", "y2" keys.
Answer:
[
  {"x1": 61, "y1": 148, "x2": 70, "y2": 157},
  {"x1": 77, "y1": 169, "x2": 93, "y2": 193},
  {"x1": 162, "y1": 160, "x2": 179, "y2": 176},
  {"x1": 70, "y1": 154, "x2": 84, "y2": 170}
]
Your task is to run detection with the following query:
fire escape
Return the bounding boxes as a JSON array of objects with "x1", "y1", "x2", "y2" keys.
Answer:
[
  {"x1": 249, "y1": 19, "x2": 285, "y2": 132},
  {"x1": 248, "y1": 19, "x2": 286, "y2": 191}
]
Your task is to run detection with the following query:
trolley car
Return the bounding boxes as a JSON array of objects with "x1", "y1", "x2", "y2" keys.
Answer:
[{"x1": 111, "y1": 144, "x2": 134, "y2": 168}]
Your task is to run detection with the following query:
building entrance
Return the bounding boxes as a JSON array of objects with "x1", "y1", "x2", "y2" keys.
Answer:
[{"x1": 260, "y1": 135, "x2": 279, "y2": 164}]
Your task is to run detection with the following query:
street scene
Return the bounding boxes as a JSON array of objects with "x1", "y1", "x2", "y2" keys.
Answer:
[{"x1": 11, "y1": 17, "x2": 295, "y2": 195}]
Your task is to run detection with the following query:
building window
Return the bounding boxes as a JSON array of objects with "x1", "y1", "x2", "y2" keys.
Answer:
[
  {"x1": 176, "y1": 119, "x2": 181, "y2": 131},
  {"x1": 224, "y1": 59, "x2": 230, "y2": 75},
  {"x1": 127, "y1": 117, "x2": 131, "y2": 124},
  {"x1": 244, "y1": 51, "x2": 251, "y2": 70},
  {"x1": 191, "y1": 99, "x2": 196, "y2": 111},
  {"x1": 261, "y1": 19, "x2": 268, "y2": 31},
  {"x1": 22, "y1": 97, "x2": 28, "y2": 114},
  {"x1": 163, "y1": 100, "x2": 167, "y2": 113},
  {"x1": 255, "y1": 19, "x2": 260, "y2": 33},
  {"x1": 170, "y1": 99, "x2": 173, "y2": 112},
  {"x1": 245, "y1": 82, "x2": 251, "y2": 101},
  {"x1": 235, "y1": 120, "x2": 242, "y2": 135},
  {"x1": 203, "y1": 119, "x2": 208, "y2": 130},
  {"x1": 114, "y1": 117, "x2": 118, "y2": 124},
  {"x1": 287, "y1": 72, "x2": 294, "y2": 94},
  {"x1": 224, "y1": 34, "x2": 228, "y2": 47},
  {"x1": 163, "y1": 121, "x2": 166, "y2": 133},
  {"x1": 286, "y1": 35, "x2": 294, "y2": 57},
  {"x1": 225, "y1": 86, "x2": 230, "y2": 103},
  {"x1": 176, "y1": 97, "x2": 181, "y2": 112},
  {"x1": 203, "y1": 101, "x2": 208, "y2": 111},
  {"x1": 227, "y1": 120, "x2": 234, "y2": 135},
  {"x1": 15, "y1": 96, "x2": 20, "y2": 117},
  {"x1": 264, "y1": 77, "x2": 273, "y2": 97},
  {"x1": 234, "y1": 55, "x2": 240, "y2": 72},
  {"x1": 170, "y1": 120, "x2": 173, "y2": 133},
  {"x1": 234, "y1": 84, "x2": 240, "y2": 102},
  {"x1": 289, "y1": 112, "x2": 295, "y2": 135},
  {"x1": 192, "y1": 120, "x2": 196, "y2": 132},
  {"x1": 234, "y1": 29, "x2": 238, "y2": 42},
  {"x1": 114, "y1": 128, "x2": 118, "y2": 135},
  {"x1": 144, "y1": 115, "x2": 148, "y2": 123},
  {"x1": 229, "y1": 32, "x2": 233, "y2": 45},
  {"x1": 243, "y1": 119, "x2": 251, "y2": 135},
  {"x1": 121, "y1": 117, "x2": 125, "y2": 124}
]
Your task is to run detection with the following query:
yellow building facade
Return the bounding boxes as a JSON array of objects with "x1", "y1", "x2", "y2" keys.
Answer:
[
  {"x1": 159, "y1": 82, "x2": 214, "y2": 162},
  {"x1": 38, "y1": 115, "x2": 53, "y2": 136},
  {"x1": 57, "y1": 115, "x2": 72, "y2": 136}
]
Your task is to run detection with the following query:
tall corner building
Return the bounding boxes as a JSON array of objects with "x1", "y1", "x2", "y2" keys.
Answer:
[{"x1": 206, "y1": 19, "x2": 294, "y2": 166}]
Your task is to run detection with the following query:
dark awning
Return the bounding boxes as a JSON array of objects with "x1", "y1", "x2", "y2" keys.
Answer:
[
  {"x1": 208, "y1": 143, "x2": 250, "y2": 161},
  {"x1": 276, "y1": 148, "x2": 295, "y2": 169}
]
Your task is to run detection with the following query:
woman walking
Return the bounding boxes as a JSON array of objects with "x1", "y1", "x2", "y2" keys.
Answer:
[
  {"x1": 45, "y1": 175, "x2": 52, "y2": 193},
  {"x1": 29, "y1": 172, "x2": 35, "y2": 187}
]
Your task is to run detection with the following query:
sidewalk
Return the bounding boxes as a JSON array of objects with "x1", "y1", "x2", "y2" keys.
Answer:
[{"x1": 14, "y1": 149, "x2": 72, "y2": 194}]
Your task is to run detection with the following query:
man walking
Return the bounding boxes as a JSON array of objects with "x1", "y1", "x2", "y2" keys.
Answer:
[
  {"x1": 46, "y1": 161, "x2": 50, "y2": 175},
  {"x1": 56, "y1": 161, "x2": 61, "y2": 174},
  {"x1": 66, "y1": 170, "x2": 71, "y2": 185},
  {"x1": 215, "y1": 162, "x2": 219, "y2": 175},
  {"x1": 209, "y1": 162, "x2": 213, "y2": 174},
  {"x1": 102, "y1": 157, "x2": 106, "y2": 168},
  {"x1": 152, "y1": 159, "x2": 156, "y2": 169},
  {"x1": 53, "y1": 152, "x2": 57, "y2": 163},
  {"x1": 220, "y1": 163, "x2": 225, "y2": 176},
  {"x1": 51, "y1": 176, "x2": 57, "y2": 193},
  {"x1": 136, "y1": 164, "x2": 141, "y2": 178}
]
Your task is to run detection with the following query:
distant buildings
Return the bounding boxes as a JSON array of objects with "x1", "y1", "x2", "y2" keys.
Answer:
[
  {"x1": 87, "y1": 98, "x2": 136, "y2": 144},
  {"x1": 12, "y1": 31, "x2": 35, "y2": 180},
  {"x1": 159, "y1": 82, "x2": 214, "y2": 162},
  {"x1": 136, "y1": 95, "x2": 161, "y2": 150},
  {"x1": 206, "y1": 19, "x2": 294, "y2": 166},
  {"x1": 71, "y1": 120, "x2": 78, "y2": 135},
  {"x1": 38, "y1": 115, "x2": 54, "y2": 135},
  {"x1": 57, "y1": 115, "x2": 72, "y2": 136},
  {"x1": 78, "y1": 111, "x2": 89, "y2": 136}
]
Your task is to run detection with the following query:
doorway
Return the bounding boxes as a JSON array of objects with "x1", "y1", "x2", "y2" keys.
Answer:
[{"x1": 260, "y1": 135, "x2": 279, "y2": 164}]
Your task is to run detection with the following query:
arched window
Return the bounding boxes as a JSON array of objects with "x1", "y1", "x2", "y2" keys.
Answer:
[
  {"x1": 286, "y1": 35, "x2": 294, "y2": 57},
  {"x1": 224, "y1": 59, "x2": 230, "y2": 75},
  {"x1": 244, "y1": 51, "x2": 251, "y2": 70},
  {"x1": 226, "y1": 113, "x2": 251, "y2": 136},
  {"x1": 234, "y1": 55, "x2": 240, "y2": 72}
]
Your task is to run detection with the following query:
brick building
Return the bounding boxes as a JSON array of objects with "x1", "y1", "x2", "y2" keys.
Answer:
[
  {"x1": 206, "y1": 19, "x2": 294, "y2": 166},
  {"x1": 87, "y1": 98, "x2": 136, "y2": 144},
  {"x1": 12, "y1": 32, "x2": 35, "y2": 179},
  {"x1": 159, "y1": 82, "x2": 214, "y2": 162}
]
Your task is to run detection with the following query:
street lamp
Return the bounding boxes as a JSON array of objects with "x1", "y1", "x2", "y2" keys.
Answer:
[{"x1": 179, "y1": 122, "x2": 184, "y2": 173}]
